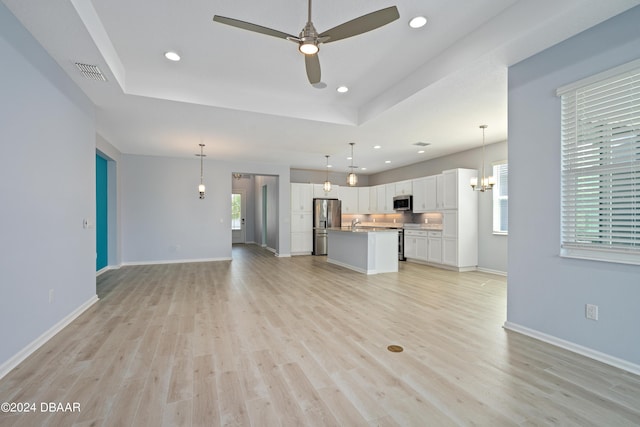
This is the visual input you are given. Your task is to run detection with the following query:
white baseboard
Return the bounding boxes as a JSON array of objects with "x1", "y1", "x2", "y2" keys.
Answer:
[
  {"x1": 476, "y1": 267, "x2": 508, "y2": 276},
  {"x1": 275, "y1": 253, "x2": 291, "y2": 258},
  {"x1": 96, "y1": 264, "x2": 121, "y2": 277},
  {"x1": 503, "y1": 321, "x2": 640, "y2": 376},
  {"x1": 327, "y1": 258, "x2": 369, "y2": 275},
  {"x1": 122, "y1": 257, "x2": 231, "y2": 266},
  {"x1": 0, "y1": 295, "x2": 99, "y2": 380}
]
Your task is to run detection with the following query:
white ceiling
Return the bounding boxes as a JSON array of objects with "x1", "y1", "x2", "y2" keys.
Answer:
[{"x1": 4, "y1": 0, "x2": 639, "y2": 174}]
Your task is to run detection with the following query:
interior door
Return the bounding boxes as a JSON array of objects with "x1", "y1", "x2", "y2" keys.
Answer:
[
  {"x1": 96, "y1": 154, "x2": 108, "y2": 270},
  {"x1": 232, "y1": 190, "x2": 246, "y2": 244}
]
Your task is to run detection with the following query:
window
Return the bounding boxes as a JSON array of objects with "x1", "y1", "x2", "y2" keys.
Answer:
[
  {"x1": 557, "y1": 59, "x2": 640, "y2": 265},
  {"x1": 492, "y1": 162, "x2": 508, "y2": 234},
  {"x1": 231, "y1": 193, "x2": 242, "y2": 230}
]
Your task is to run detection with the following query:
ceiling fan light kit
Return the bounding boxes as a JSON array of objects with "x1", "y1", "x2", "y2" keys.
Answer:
[{"x1": 213, "y1": 0, "x2": 399, "y2": 85}]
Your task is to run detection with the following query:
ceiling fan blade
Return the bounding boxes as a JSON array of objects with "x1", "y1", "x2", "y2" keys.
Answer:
[
  {"x1": 305, "y1": 53, "x2": 321, "y2": 84},
  {"x1": 213, "y1": 15, "x2": 295, "y2": 40},
  {"x1": 319, "y1": 6, "x2": 399, "y2": 43}
]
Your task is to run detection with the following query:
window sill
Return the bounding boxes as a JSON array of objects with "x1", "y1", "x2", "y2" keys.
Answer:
[{"x1": 493, "y1": 231, "x2": 508, "y2": 236}]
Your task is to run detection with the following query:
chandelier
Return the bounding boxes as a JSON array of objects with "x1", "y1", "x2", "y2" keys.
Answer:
[{"x1": 470, "y1": 125, "x2": 495, "y2": 192}]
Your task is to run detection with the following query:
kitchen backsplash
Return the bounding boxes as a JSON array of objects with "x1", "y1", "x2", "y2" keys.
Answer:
[{"x1": 342, "y1": 211, "x2": 443, "y2": 226}]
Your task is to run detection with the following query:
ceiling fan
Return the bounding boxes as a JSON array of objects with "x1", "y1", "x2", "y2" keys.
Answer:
[{"x1": 213, "y1": 1, "x2": 399, "y2": 85}]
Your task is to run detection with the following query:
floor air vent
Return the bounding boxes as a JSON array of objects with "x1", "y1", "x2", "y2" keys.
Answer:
[{"x1": 74, "y1": 63, "x2": 107, "y2": 81}]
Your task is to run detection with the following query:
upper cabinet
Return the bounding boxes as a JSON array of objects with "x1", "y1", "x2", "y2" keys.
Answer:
[
  {"x1": 412, "y1": 178, "x2": 427, "y2": 212},
  {"x1": 441, "y1": 170, "x2": 458, "y2": 209},
  {"x1": 358, "y1": 187, "x2": 374, "y2": 214},
  {"x1": 412, "y1": 169, "x2": 477, "y2": 212},
  {"x1": 291, "y1": 183, "x2": 313, "y2": 212},
  {"x1": 338, "y1": 186, "x2": 359, "y2": 214},
  {"x1": 413, "y1": 175, "x2": 438, "y2": 212},
  {"x1": 394, "y1": 180, "x2": 412, "y2": 196}
]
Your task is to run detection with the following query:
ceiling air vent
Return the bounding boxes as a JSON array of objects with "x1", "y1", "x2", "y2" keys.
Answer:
[
  {"x1": 74, "y1": 63, "x2": 107, "y2": 81},
  {"x1": 413, "y1": 142, "x2": 431, "y2": 147}
]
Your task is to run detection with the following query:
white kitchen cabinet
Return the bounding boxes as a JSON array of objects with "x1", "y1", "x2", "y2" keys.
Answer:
[
  {"x1": 313, "y1": 183, "x2": 339, "y2": 198},
  {"x1": 441, "y1": 169, "x2": 458, "y2": 209},
  {"x1": 427, "y1": 231, "x2": 443, "y2": 263},
  {"x1": 442, "y1": 237, "x2": 458, "y2": 266},
  {"x1": 412, "y1": 177, "x2": 427, "y2": 212},
  {"x1": 441, "y1": 207, "x2": 477, "y2": 270},
  {"x1": 394, "y1": 180, "x2": 412, "y2": 196},
  {"x1": 423, "y1": 175, "x2": 438, "y2": 211},
  {"x1": 291, "y1": 212, "x2": 312, "y2": 233},
  {"x1": 375, "y1": 184, "x2": 394, "y2": 213},
  {"x1": 404, "y1": 229, "x2": 428, "y2": 261},
  {"x1": 358, "y1": 187, "x2": 372, "y2": 214},
  {"x1": 338, "y1": 186, "x2": 359, "y2": 214},
  {"x1": 291, "y1": 183, "x2": 313, "y2": 213},
  {"x1": 290, "y1": 183, "x2": 313, "y2": 255},
  {"x1": 291, "y1": 232, "x2": 313, "y2": 255},
  {"x1": 385, "y1": 183, "x2": 396, "y2": 212}
]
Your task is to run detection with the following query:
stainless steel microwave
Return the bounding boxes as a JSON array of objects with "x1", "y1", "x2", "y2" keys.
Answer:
[{"x1": 393, "y1": 195, "x2": 412, "y2": 211}]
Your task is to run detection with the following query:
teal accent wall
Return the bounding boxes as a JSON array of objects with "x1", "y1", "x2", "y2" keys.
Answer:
[{"x1": 96, "y1": 154, "x2": 108, "y2": 270}]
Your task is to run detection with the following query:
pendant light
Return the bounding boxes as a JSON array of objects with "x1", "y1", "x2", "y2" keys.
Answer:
[
  {"x1": 196, "y1": 143, "x2": 206, "y2": 199},
  {"x1": 347, "y1": 142, "x2": 358, "y2": 187},
  {"x1": 470, "y1": 125, "x2": 495, "y2": 192},
  {"x1": 323, "y1": 155, "x2": 332, "y2": 192}
]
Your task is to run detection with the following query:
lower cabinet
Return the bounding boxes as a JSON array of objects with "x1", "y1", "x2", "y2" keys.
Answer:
[
  {"x1": 427, "y1": 231, "x2": 443, "y2": 263},
  {"x1": 442, "y1": 238, "x2": 458, "y2": 266},
  {"x1": 291, "y1": 232, "x2": 312, "y2": 255},
  {"x1": 404, "y1": 230, "x2": 428, "y2": 262},
  {"x1": 290, "y1": 212, "x2": 312, "y2": 254}
]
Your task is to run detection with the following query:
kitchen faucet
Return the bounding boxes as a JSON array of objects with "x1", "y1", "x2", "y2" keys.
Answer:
[{"x1": 351, "y1": 218, "x2": 361, "y2": 228}]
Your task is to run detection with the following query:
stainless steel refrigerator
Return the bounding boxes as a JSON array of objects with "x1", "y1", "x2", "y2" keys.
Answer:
[{"x1": 313, "y1": 198, "x2": 341, "y2": 255}]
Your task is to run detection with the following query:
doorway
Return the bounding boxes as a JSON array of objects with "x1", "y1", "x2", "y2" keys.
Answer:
[{"x1": 232, "y1": 190, "x2": 246, "y2": 244}]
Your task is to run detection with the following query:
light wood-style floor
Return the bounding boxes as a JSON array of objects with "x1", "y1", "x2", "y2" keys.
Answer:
[{"x1": 1, "y1": 244, "x2": 639, "y2": 426}]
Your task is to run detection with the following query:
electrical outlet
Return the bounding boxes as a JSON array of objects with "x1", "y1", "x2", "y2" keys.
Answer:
[{"x1": 585, "y1": 304, "x2": 598, "y2": 320}]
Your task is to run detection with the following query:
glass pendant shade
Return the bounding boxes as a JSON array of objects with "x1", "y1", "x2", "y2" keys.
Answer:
[
  {"x1": 347, "y1": 172, "x2": 358, "y2": 187},
  {"x1": 323, "y1": 155, "x2": 332, "y2": 192},
  {"x1": 347, "y1": 143, "x2": 357, "y2": 187}
]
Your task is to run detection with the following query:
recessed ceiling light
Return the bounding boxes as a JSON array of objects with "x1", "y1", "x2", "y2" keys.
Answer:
[
  {"x1": 337, "y1": 86, "x2": 349, "y2": 93},
  {"x1": 373, "y1": 145, "x2": 381, "y2": 149},
  {"x1": 164, "y1": 51, "x2": 181, "y2": 61},
  {"x1": 409, "y1": 16, "x2": 427, "y2": 29},
  {"x1": 360, "y1": 167, "x2": 367, "y2": 171},
  {"x1": 327, "y1": 164, "x2": 332, "y2": 168},
  {"x1": 418, "y1": 150, "x2": 425, "y2": 154},
  {"x1": 385, "y1": 160, "x2": 391, "y2": 164},
  {"x1": 347, "y1": 156, "x2": 352, "y2": 160}
]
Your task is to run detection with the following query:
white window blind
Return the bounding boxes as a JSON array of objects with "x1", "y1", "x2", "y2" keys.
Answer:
[
  {"x1": 492, "y1": 162, "x2": 508, "y2": 234},
  {"x1": 558, "y1": 60, "x2": 640, "y2": 265}
]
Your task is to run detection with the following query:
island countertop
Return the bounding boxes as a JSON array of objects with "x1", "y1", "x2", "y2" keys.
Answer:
[
  {"x1": 326, "y1": 228, "x2": 398, "y2": 275},
  {"x1": 330, "y1": 226, "x2": 400, "y2": 233}
]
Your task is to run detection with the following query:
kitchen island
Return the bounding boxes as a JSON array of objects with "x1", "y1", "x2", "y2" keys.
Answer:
[{"x1": 327, "y1": 228, "x2": 398, "y2": 274}]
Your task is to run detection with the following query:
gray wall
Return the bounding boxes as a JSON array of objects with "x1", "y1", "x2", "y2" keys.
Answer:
[
  {"x1": 369, "y1": 141, "x2": 509, "y2": 273},
  {"x1": 0, "y1": 3, "x2": 97, "y2": 369},
  {"x1": 291, "y1": 169, "x2": 370, "y2": 187},
  {"x1": 507, "y1": 6, "x2": 640, "y2": 366},
  {"x1": 120, "y1": 155, "x2": 291, "y2": 263}
]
